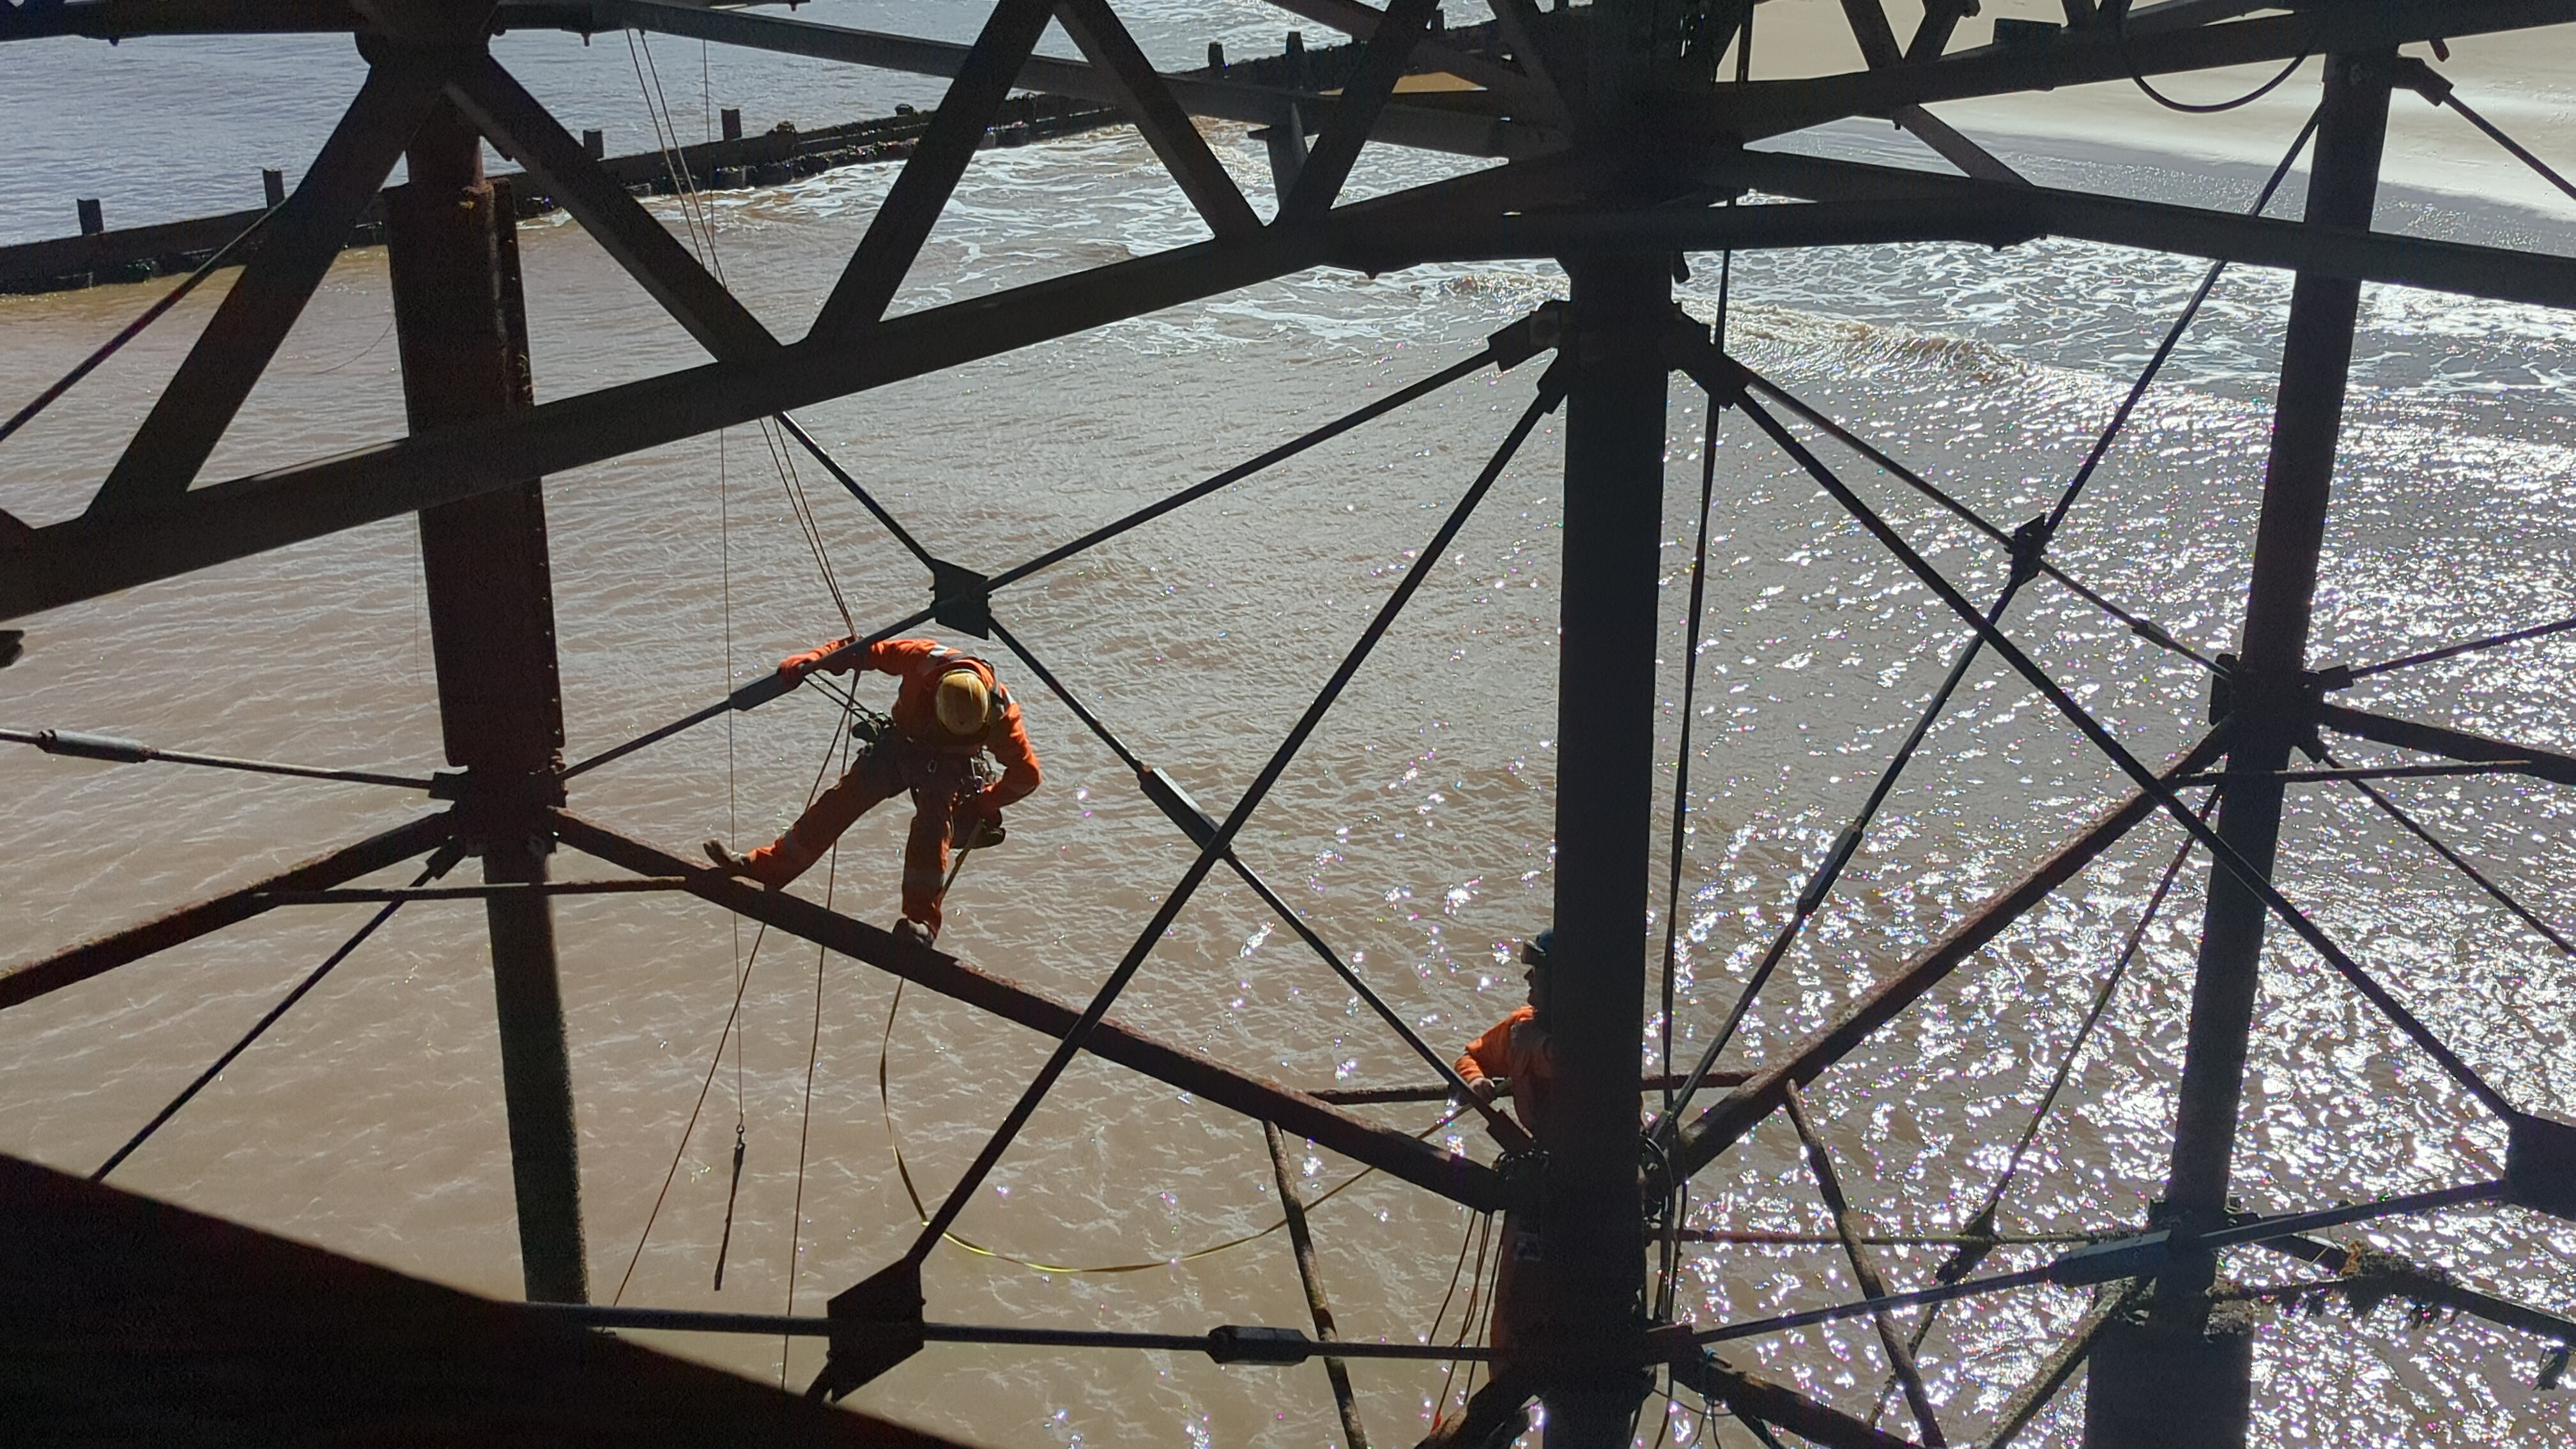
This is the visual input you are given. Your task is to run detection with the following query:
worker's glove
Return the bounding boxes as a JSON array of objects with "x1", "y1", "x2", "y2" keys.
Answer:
[
  {"x1": 777, "y1": 638, "x2": 851, "y2": 685},
  {"x1": 967, "y1": 811, "x2": 1008, "y2": 850}
]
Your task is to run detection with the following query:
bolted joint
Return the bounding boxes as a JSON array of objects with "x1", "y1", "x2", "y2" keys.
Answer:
[
  {"x1": 430, "y1": 767, "x2": 567, "y2": 856},
  {"x1": 928, "y1": 557, "x2": 993, "y2": 640},
  {"x1": 1487, "y1": 301, "x2": 1567, "y2": 371},
  {"x1": 1496, "y1": 1145, "x2": 1549, "y2": 1218},
  {"x1": 2007, "y1": 513, "x2": 2053, "y2": 588}
]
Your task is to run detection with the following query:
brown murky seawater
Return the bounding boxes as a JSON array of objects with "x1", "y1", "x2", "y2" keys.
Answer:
[{"x1": 8, "y1": 31, "x2": 2576, "y2": 1448}]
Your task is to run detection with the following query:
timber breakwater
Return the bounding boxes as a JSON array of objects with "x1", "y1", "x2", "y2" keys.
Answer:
[{"x1": 0, "y1": 24, "x2": 1425, "y2": 296}]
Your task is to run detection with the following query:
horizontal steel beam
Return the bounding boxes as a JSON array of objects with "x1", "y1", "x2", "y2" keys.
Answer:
[
  {"x1": 1670, "y1": 730, "x2": 2225, "y2": 1180},
  {"x1": 1330, "y1": 193, "x2": 2040, "y2": 268},
  {"x1": 1728, "y1": 150, "x2": 2576, "y2": 314},
  {"x1": 550, "y1": 811, "x2": 1506, "y2": 1211},
  {"x1": 0, "y1": 811, "x2": 454, "y2": 1011},
  {"x1": 2319, "y1": 701, "x2": 2576, "y2": 790},
  {"x1": 1693, "y1": 0, "x2": 2576, "y2": 139},
  {"x1": 580, "y1": 0, "x2": 1550, "y2": 160},
  {"x1": 0, "y1": 155, "x2": 1563, "y2": 623}
]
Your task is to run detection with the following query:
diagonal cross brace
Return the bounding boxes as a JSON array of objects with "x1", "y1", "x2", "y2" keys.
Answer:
[
  {"x1": 549, "y1": 810, "x2": 1506, "y2": 1211},
  {"x1": 0, "y1": 811, "x2": 456, "y2": 1012},
  {"x1": 85, "y1": 56, "x2": 450, "y2": 516},
  {"x1": 1278, "y1": 0, "x2": 1438, "y2": 224},
  {"x1": 1669, "y1": 730, "x2": 2225, "y2": 1179},
  {"x1": 445, "y1": 53, "x2": 777, "y2": 358},
  {"x1": 808, "y1": 0, "x2": 1057, "y2": 341},
  {"x1": 1053, "y1": 0, "x2": 1261, "y2": 243}
]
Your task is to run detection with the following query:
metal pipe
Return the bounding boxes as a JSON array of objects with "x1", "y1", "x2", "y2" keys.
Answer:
[
  {"x1": 1266, "y1": 1122, "x2": 1369, "y2": 1449},
  {"x1": 1537, "y1": 248, "x2": 1666, "y2": 1446},
  {"x1": 388, "y1": 100, "x2": 586, "y2": 1305},
  {"x1": 2148, "y1": 50, "x2": 2396, "y2": 1367},
  {"x1": 519, "y1": 1303, "x2": 1495, "y2": 1359}
]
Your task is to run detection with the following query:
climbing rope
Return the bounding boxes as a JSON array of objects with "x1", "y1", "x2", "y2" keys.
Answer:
[
  {"x1": 986, "y1": 617, "x2": 1526, "y2": 1144},
  {"x1": 894, "y1": 375, "x2": 1565, "y2": 1266},
  {"x1": 610, "y1": 716, "x2": 847, "y2": 1305},
  {"x1": 560, "y1": 339, "x2": 1517, "y2": 782}
]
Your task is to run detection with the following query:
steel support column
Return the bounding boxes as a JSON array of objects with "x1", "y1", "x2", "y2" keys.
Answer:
[
  {"x1": 2085, "y1": 49, "x2": 2394, "y2": 1449},
  {"x1": 1535, "y1": 248, "x2": 1667, "y2": 1447},
  {"x1": 387, "y1": 98, "x2": 587, "y2": 1304}
]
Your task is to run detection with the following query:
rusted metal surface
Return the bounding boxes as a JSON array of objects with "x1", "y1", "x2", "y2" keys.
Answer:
[
  {"x1": 1783, "y1": 1084, "x2": 1946, "y2": 1447},
  {"x1": 1266, "y1": 1122, "x2": 1368, "y2": 1449},
  {"x1": 551, "y1": 810, "x2": 1507, "y2": 1211},
  {"x1": 1672, "y1": 1351, "x2": 1919, "y2": 1449},
  {"x1": 0, "y1": 811, "x2": 454, "y2": 1012},
  {"x1": 390, "y1": 103, "x2": 585, "y2": 1303},
  {"x1": 2144, "y1": 42, "x2": 2394, "y2": 1354},
  {"x1": 1671, "y1": 729, "x2": 2227, "y2": 1179}
]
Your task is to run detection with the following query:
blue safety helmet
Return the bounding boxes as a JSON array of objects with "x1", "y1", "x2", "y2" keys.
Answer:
[{"x1": 1521, "y1": 928, "x2": 1552, "y2": 969}]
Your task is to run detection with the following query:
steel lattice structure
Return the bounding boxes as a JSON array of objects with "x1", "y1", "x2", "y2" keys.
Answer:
[{"x1": 9, "y1": 1, "x2": 2576, "y2": 1446}]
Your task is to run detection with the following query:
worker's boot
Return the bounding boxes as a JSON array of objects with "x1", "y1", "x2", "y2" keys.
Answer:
[
  {"x1": 893, "y1": 917, "x2": 935, "y2": 947},
  {"x1": 702, "y1": 839, "x2": 777, "y2": 887}
]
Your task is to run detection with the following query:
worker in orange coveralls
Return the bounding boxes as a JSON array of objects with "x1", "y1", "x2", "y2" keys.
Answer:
[
  {"x1": 1429, "y1": 928, "x2": 1554, "y2": 1448},
  {"x1": 705, "y1": 636, "x2": 1041, "y2": 943}
]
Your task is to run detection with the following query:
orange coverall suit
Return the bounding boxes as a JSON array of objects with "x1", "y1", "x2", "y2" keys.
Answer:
[
  {"x1": 742, "y1": 638, "x2": 1041, "y2": 933},
  {"x1": 1453, "y1": 1004, "x2": 1553, "y2": 1363}
]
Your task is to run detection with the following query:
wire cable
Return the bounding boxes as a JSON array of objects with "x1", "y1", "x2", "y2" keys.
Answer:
[
  {"x1": 0, "y1": 195, "x2": 285, "y2": 452},
  {"x1": 560, "y1": 344, "x2": 1508, "y2": 782},
  {"x1": 93, "y1": 844, "x2": 460, "y2": 1181},
  {"x1": 987, "y1": 617, "x2": 1526, "y2": 1144},
  {"x1": 2331, "y1": 753, "x2": 2576, "y2": 958},
  {"x1": 1653, "y1": 111, "x2": 2324, "y2": 1138},
  {"x1": 2112, "y1": 0, "x2": 2312, "y2": 114},
  {"x1": 900, "y1": 374, "x2": 1564, "y2": 1266},
  {"x1": 1713, "y1": 373, "x2": 2520, "y2": 1120},
  {"x1": 610, "y1": 718, "x2": 845, "y2": 1305},
  {"x1": 2347, "y1": 611, "x2": 2576, "y2": 681}
]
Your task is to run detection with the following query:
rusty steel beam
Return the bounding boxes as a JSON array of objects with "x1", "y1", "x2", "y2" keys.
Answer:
[
  {"x1": 809, "y1": 0, "x2": 1076, "y2": 341},
  {"x1": 549, "y1": 811, "x2": 1506, "y2": 1211},
  {"x1": 1689, "y1": 0, "x2": 2576, "y2": 140},
  {"x1": 1053, "y1": 0, "x2": 1261, "y2": 243},
  {"x1": 2255, "y1": 1234, "x2": 2576, "y2": 1347},
  {"x1": 445, "y1": 54, "x2": 777, "y2": 358},
  {"x1": 1279, "y1": 0, "x2": 1438, "y2": 222},
  {"x1": 389, "y1": 100, "x2": 586, "y2": 1303},
  {"x1": 1670, "y1": 729, "x2": 2227, "y2": 1181},
  {"x1": 25, "y1": 139, "x2": 2576, "y2": 625},
  {"x1": 580, "y1": 0, "x2": 1544, "y2": 160},
  {"x1": 1719, "y1": 150, "x2": 2576, "y2": 314},
  {"x1": 2318, "y1": 702, "x2": 2576, "y2": 790},
  {"x1": 84, "y1": 57, "x2": 446, "y2": 515},
  {"x1": 1264, "y1": 1122, "x2": 1368, "y2": 1449},
  {"x1": 1784, "y1": 1085, "x2": 1947, "y2": 1447},
  {"x1": 1672, "y1": 1351, "x2": 1917, "y2": 1449},
  {"x1": 1253, "y1": 0, "x2": 1558, "y2": 111},
  {"x1": 0, "y1": 811, "x2": 454, "y2": 1012},
  {"x1": 1985, "y1": 1284, "x2": 2146, "y2": 1449}
]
